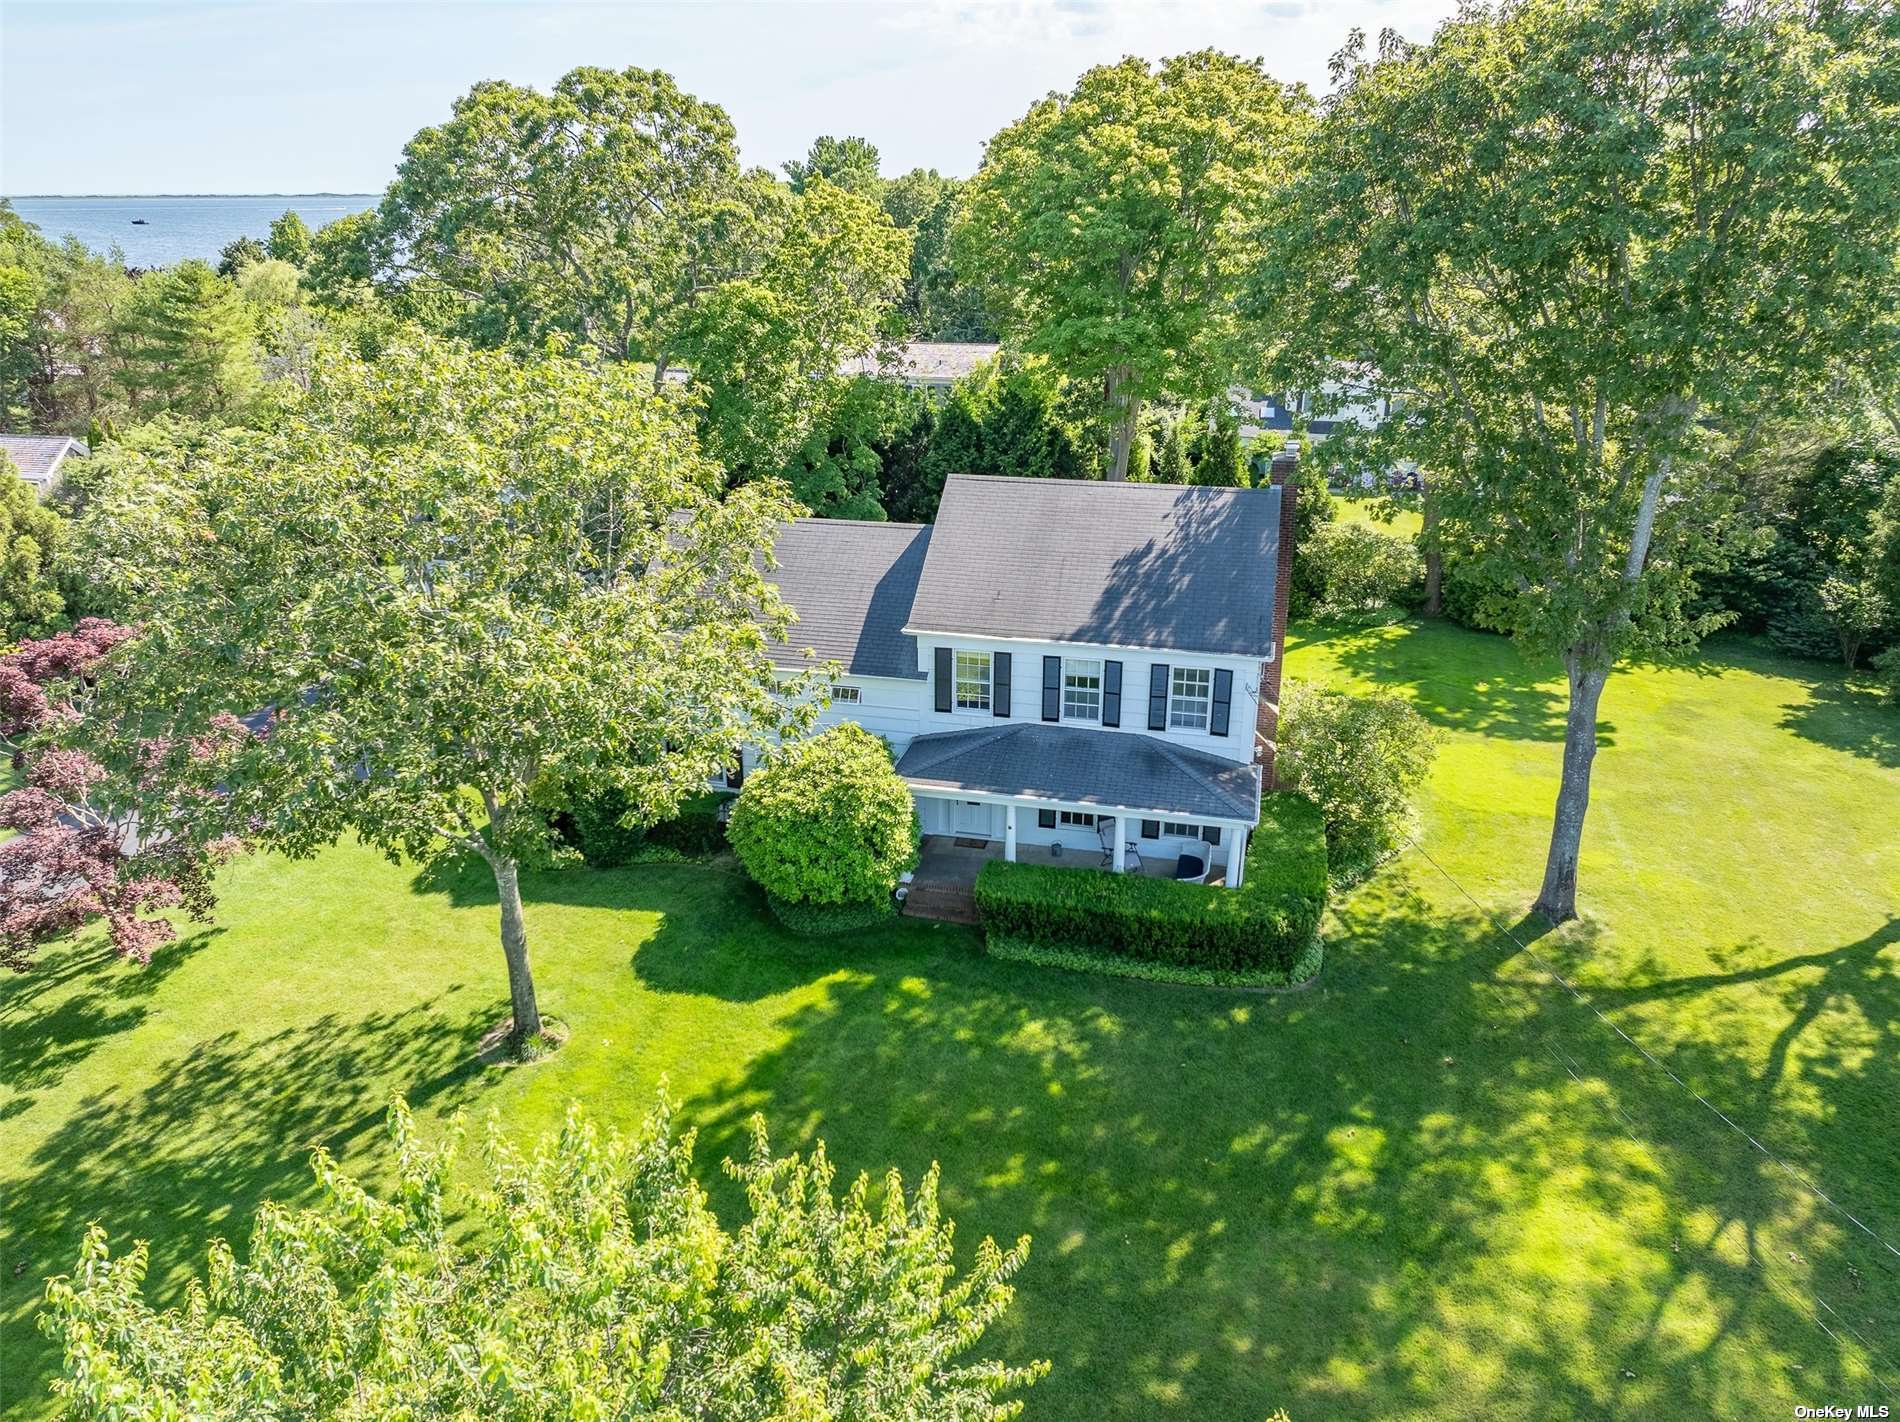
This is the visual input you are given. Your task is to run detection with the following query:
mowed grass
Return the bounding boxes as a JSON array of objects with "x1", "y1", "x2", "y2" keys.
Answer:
[
  {"x1": 3, "y1": 621, "x2": 1898, "y2": 1419},
  {"x1": 1330, "y1": 491, "x2": 1424, "y2": 538}
]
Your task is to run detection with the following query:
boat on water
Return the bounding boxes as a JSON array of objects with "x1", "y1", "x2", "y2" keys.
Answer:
[{"x1": 131, "y1": 219, "x2": 148, "y2": 225}]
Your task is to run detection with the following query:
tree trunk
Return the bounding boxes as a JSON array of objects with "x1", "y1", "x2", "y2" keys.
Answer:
[
  {"x1": 1840, "y1": 629, "x2": 1862, "y2": 671},
  {"x1": 1420, "y1": 485, "x2": 1444, "y2": 616},
  {"x1": 1534, "y1": 649, "x2": 1610, "y2": 924},
  {"x1": 491, "y1": 855, "x2": 543, "y2": 1047},
  {"x1": 1105, "y1": 366, "x2": 1139, "y2": 482}
]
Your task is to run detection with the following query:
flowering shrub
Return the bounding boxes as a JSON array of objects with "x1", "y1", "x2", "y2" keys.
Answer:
[
  {"x1": 0, "y1": 620, "x2": 247, "y2": 969},
  {"x1": 726, "y1": 724, "x2": 918, "y2": 908}
]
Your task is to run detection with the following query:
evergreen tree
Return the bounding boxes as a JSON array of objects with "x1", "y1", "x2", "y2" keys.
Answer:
[
  {"x1": 110, "y1": 261, "x2": 259, "y2": 423},
  {"x1": 215, "y1": 234, "x2": 266, "y2": 278}
]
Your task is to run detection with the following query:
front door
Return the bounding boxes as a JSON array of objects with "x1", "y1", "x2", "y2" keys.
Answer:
[{"x1": 952, "y1": 800, "x2": 991, "y2": 838}]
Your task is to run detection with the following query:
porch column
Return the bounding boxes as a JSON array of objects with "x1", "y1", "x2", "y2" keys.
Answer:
[
  {"x1": 1228, "y1": 825, "x2": 1248, "y2": 889},
  {"x1": 1112, "y1": 815, "x2": 1126, "y2": 874},
  {"x1": 1004, "y1": 804, "x2": 1017, "y2": 862}
]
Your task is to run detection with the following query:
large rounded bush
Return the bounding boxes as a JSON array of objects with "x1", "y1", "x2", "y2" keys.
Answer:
[
  {"x1": 1278, "y1": 684, "x2": 1438, "y2": 882},
  {"x1": 1303, "y1": 523, "x2": 1423, "y2": 614},
  {"x1": 727, "y1": 724, "x2": 919, "y2": 907}
]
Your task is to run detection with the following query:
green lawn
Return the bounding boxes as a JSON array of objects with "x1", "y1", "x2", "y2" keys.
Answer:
[
  {"x1": 4, "y1": 622, "x2": 1898, "y2": 1419},
  {"x1": 1330, "y1": 491, "x2": 1424, "y2": 538}
]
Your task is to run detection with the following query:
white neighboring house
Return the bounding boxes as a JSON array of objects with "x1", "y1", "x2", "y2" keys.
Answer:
[
  {"x1": 1233, "y1": 378, "x2": 1392, "y2": 444},
  {"x1": 746, "y1": 461, "x2": 1300, "y2": 889},
  {"x1": 841, "y1": 341, "x2": 1001, "y2": 396},
  {"x1": 0, "y1": 435, "x2": 87, "y2": 498}
]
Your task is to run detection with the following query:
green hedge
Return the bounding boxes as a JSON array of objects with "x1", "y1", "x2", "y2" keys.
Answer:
[{"x1": 972, "y1": 794, "x2": 1327, "y2": 975}]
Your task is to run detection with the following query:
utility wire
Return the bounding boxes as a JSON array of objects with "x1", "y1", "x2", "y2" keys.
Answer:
[{"x1": 1407, "y1": 835, "x2": 1900, "y2": 1269}]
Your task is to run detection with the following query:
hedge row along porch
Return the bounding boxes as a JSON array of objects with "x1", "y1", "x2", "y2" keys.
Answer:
[{"x1": 749, "y1": 456, "x2": 1299, "y2": 898}]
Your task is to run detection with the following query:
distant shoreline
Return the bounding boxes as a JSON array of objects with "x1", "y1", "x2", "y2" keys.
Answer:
[{"x1": 5, "y1": 193, "x2": 380, "y2": 200}]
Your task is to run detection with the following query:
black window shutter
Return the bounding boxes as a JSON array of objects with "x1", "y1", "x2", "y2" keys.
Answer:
[
  {"x1": 1140, "y1": 818, "x2": 1160, "y2": 839},
  {"x1": 934, "y1": 647, "x2": 953, "y2": 712},
  {"x1": 1202, "y1": 824, "x2": 1223, "y2": 845},
  {"x1": 993, "y1": 651, "x2": 1012, "y2": 718},
  {"x1": 1211, "y1": 668, "x2": 1233, "y2": 737},
  {"x1": 1103, "y1": 660, "x2": 1123, "y2": 727},
  {"x1": 1148, "y1": 663, "x2": 1170, "y2": 731},
  {"x1": 1042, "y1": 656, "x2": 1061, "y2": 722},
  {"x1": 1037, "y1": 808, "x2": 1056, "y2": 829}
]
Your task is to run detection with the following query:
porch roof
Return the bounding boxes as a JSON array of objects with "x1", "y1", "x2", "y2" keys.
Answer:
[{"x1": 895, "y1": 723, "x2": 1261, "y2": 824}]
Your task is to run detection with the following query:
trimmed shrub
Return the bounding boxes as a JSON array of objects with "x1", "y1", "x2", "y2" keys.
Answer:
[
  {"x1": 727, "y1": 724, "x2": 920, "y2": 907},
  {"x1": 766, "y1": 893, "x2": 898, "y2": 936},
  {"x1": 972, "y1": 794, "x2": 1326, "y2": 976},
  {"x1": 553, "y1": 789, "x2": 727, "y2": 868},
  {"x1": 1303, "y1": 522, "x2": 1422, "y2": 614},
  {"x1": 1278, "y1": 684, "x2": 1438, "y2": 881}
]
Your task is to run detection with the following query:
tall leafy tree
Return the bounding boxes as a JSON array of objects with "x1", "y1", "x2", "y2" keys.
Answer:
[
  {"x1": 79, "y1": 338, "x2": 815, "y2": 1050},
  {"x1": 882, "y1": 168, "x2": 994, "y2": 341},
  {"x1": 265, "y1": 209, "x2": 313, "y2": 267},
  {"x1": 0, "y1": 458, "x2": 70, "y2": 635},
  {"x1": 374, "y1": 68, "x2": 907, "y2": 473},
  {"x1": 44, "y1": 1093, "x2": 1045, "y2": 1419},
  {"x1": 0, "y1": 204, "x2": 136, "y2": 435},
  {"x1": 955, "y1": 52, "x2": 1309, "y2": 480},
  {"x1": 1252, "y1": 0, "x2": 1900, "y2": 921},
  {"x1": 784, "y1": 133, "x2": 883, "y2": 196}
]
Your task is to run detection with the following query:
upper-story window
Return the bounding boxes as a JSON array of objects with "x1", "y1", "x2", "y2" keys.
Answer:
[
  {"x1": 955, "y1": 651, "x2": 992, "y2": 711},
  {"x1": 1169, "y1": 666, "x2": 1213, "y2": 732},
  {"x1": 831, "y1": 684, "x2": 862, "y2": 704},
  {"x1": 1062, "y1": 658, "x2": 1102, "y2": 723}
]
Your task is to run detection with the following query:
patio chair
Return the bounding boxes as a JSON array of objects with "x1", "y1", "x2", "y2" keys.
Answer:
[
  {"x1": 1173, "y1": 853, "x2": 1208, "y2": 884},
  {"x1": 1096, "y1": 819, "x2": 1143, "y2": 871}
]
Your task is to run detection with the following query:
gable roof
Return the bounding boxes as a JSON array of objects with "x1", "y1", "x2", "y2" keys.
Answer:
[
  {"x1": 895, "y1": 722, "x2": 1262, "y2": 823},
  {"x1": 764, "y1": 520, "x2": 930, "y2": 680},
  {"x1": 0, "y1": 434, "x2": 87, "y2": 493},
  {"x1": 906, "y1": 474, "x2": 1283, "y2": 658}
]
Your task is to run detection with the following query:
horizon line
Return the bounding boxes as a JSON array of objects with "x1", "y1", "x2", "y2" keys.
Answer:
[{"x1": 6, "y1": 192, "x2": 382, "y2": 200}]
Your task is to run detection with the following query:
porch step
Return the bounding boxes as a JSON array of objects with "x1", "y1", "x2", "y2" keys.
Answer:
[{"x1": 901, "y1": 882, "x2": 980, "y2": 926}]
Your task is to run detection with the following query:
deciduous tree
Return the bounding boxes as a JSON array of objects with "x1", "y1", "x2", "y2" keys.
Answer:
[
  {"x1": 1252, "y1": 0, "x2": 1900, "y2": 920},
  {"x1": 42, "y1": 1092, "x2": 1045, "y2": 1420},
  {"x1": 956, "y1": 52, "x2": 1308, "y2": 480},
  {"x1": 79, "y1": 338, "x2": 816, "y2": 1049}
]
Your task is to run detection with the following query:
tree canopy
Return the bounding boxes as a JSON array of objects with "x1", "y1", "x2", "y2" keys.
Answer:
[
  {"x1": 956, "y1": 51, "x2": 1308, "y2": 479},
  {"x1": 1251, "y1": 0, "x2": 1900, "y2": 919},
  {"x1": 78, "y1": 336, "x2": 815, "y2": 1049},
  {"x1": 43, "y1": 1093, "x2": 1045, "y2": 1420}
]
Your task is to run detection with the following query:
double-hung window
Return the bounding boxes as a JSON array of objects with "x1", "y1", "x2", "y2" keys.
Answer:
[
  {"x1": 1169, "y1": 666, "x2": 1213, "y2": 732},
  {"x1": 954, "y1": 651, "x2": 992, "y2": 711},
  {"x1": 1062, "y1": 658, "x2": 1103, "y2": 723}
]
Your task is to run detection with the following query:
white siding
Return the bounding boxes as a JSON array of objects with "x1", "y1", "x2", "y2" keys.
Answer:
[
  {"x1": 806, "y1": 675, "x2": 926, "y2": 757},
  {"x1": 910, "y1": 633, "x2": 1263, "y2": 766}
]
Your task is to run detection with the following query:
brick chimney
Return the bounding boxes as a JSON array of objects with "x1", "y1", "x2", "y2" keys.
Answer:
[{"x1": 1256, "y1": 440, "x2": 1299, "y2": 787}]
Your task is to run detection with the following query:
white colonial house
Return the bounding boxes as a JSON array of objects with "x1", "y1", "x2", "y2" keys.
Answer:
[{"x1": 746, "y1": 457, "x2": 1299, "y2": 893}]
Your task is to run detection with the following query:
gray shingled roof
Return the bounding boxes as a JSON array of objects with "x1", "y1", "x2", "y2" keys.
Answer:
[
  {"x1": 765, "y1": 520, "x2": 930, "y2": 679},
  {"x1": 0, "y1": 434, "x2": 86, "y2": 490},
  {"x1": 907, "y1": 474, "x2": 1283, "y2": 658},
  {"x1": 896, "y1": 723, "x2": 1262, "y2": 823},
  {"x1": 841, "y1": 342, "x2": 1001, "y2": 383}
]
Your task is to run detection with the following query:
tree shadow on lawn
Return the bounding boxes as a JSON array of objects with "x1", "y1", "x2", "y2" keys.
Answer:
[
  {"x1": 4, "y1": 992, "x2": 499, "y2": 1411},
  {"x1": 0, "y1": 929, "x2": 221, "y2": 1098},
  {"x1": 1318, "y1": 619, "x2": 1608, "y2": 746},
  {"x1": 621, "y1": 869, "x2": 1879, "y2": 1419},
  {"x1": 1777, "y1": 676, "x2": 1900, "y2": 770}
]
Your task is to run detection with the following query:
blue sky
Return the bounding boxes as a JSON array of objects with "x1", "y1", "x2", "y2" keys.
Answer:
[{"x1": 3, "y1": 0, "x2": 1459, "y2": 195}]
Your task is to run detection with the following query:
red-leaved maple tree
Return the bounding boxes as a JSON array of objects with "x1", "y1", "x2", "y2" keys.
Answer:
[{"x1": 0, "y1": 619, "x2": 247, "y2": 970}]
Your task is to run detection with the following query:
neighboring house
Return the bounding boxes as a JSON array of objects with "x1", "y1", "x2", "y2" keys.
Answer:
[
  {"x1": 841, "y1": 341, "x2": 1001, "y2": 395},
  {"x1": 0, "y1": 435, "x2": 87, "y2": 497},
  {"x1": 752, "y1": 456, "x2": 1300, "y2": 888},
  {"x1": 1233, "y1": 379, "x2": 1392, "y2": 443}
]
